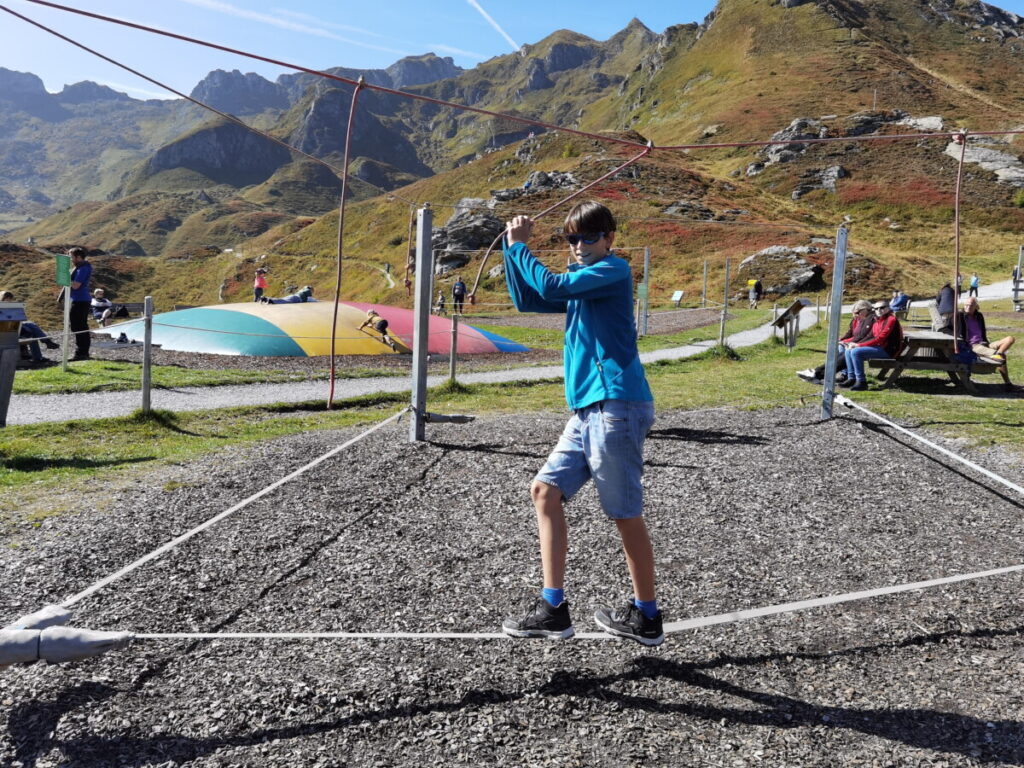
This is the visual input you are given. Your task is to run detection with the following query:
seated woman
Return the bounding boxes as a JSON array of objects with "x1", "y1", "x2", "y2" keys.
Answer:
[
  {"x1": 841, "y1": 301, "x2": 904, "y2": 391},
  {"x1": 91, "y1": 288, "x2": 114, "y2": 327},
  {"x1": 954, "y1": 296, "x2": 1018, "y2": 392},
  {"x1": 261, "y1": 285, "x2": 315, "y2": 304},
  {"x1": 797, "y1": 299, "x2": 874, "y2": 384},
  {"x1": 1, "y1": 289, "x2": 59, "y2": 363}
]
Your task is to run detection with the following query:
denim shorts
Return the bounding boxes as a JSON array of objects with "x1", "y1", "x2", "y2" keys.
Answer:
[{"x1": 535, "y1": 399, "x2": 656, "y2": 520}]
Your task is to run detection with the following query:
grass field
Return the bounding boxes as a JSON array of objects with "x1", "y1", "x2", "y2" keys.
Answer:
[{"x1": 3, "y1": 307, "x2": 1023, "y2": 529}]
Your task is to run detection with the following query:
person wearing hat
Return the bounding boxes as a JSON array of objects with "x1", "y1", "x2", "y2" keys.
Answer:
[
  {"x1": 253, "y1": 268, "x2": 269, "y2": 302},
  {"x1": 841, "y1": 300, "x2": 904, "y2": 391},
  {"x1": 796, "y1": 299, "x2": 874, "y2": 384},
  {"x1": 358, "y1": 308, "x2": 397, "y2": 350}
]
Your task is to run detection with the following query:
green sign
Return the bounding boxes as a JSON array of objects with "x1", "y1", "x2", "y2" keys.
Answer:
[
  {"x1": 637, "y1": 284, "x2": 649, "y2": 300},
  {"x1": 55, "y1": 253, "x2": 71, "y2": 287}
]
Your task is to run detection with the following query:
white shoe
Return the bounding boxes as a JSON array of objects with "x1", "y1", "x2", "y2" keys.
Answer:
[{"x1": 796, "y1": 369, "x2": 819, "y2": 382}]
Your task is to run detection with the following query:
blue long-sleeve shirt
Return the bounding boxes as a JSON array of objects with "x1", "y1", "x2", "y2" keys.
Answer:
[{"x1": 502, "y1": 240, "x2": 652, "y2": 410}]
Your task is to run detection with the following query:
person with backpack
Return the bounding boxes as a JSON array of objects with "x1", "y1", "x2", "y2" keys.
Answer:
[
  {"x1": 452, "y1": 276, "x2": 467, "y2": 314},
  {"x1": 841, "y1": 301, "x2": 903, "y2": 391}
]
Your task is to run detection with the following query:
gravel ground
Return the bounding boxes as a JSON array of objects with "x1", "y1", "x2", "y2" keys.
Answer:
[{"x1": 3, "y1": 406, "x2": 1024, "y2": 766}]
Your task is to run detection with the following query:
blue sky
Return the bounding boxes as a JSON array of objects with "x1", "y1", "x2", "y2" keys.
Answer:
[{"x1": 3, "y1": 0, "x2": 1024, "y2": 99}]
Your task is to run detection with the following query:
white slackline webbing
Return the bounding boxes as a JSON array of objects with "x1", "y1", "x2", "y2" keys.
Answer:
[
  {"x1": 129, "y1": 561, "x2": 1024, "y2": 640},
  {"x1": 58, "y1": 408, "x2": 410, "y2": 611},
  {"x1": 835, "y1": 395, "x2": 1024, "y2": 499}
]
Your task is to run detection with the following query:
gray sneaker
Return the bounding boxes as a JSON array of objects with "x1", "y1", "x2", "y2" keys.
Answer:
[
  {"x1": 595, "y1": 601, "x2": 664, "y2": 646},
  {"x1": 502, "y1": 598, "x2": 574, "y2": 639}
]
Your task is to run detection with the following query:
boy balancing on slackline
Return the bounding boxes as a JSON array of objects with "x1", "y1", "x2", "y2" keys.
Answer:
[{"x1": 500, "y1": 201, "x2": 663, "y2": 646}]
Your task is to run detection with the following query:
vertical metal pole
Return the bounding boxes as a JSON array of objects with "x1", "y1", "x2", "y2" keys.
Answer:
[
  {"x1": 641, "y1": 246, "x2": 650, "y2": 336},
  {"x1": 701, "y1": 259, "x2": 708, "y2": 308},
  {"x1": 61, "y1": 287, "x2": 70, "y2": 373},
  {"x1": 718, "y1": 257, "x2": 730, "y2": 347},
  {"x1": 448, "y1": 313, "x2": 459, "y2": 385},
  {"x1": 635, "y1": 299, "x2": 641, "y2": 337},
  {"x1": 141, "y1": 296, "x2": 153, "y2": 415},
  {"x1": 815, "y1": 294, "x2": 821, "y2": 327},
  {"x1": 821, "y1": 226, "x2": 850, "y2": 420},
  {"x1": 1015, "y1": 245, "x2": 1024, "y2": 312},
  {"x1": 772, "y1": 303, "x2": 779, "y2": 339},
  {"x1": 0, "y1": 347, "x2": 17, "y2": 428},
  {"x1": 410, "y1": 205, "x2": 433, "y2": 442}
]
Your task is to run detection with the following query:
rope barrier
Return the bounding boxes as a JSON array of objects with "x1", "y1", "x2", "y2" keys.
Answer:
[
  {"x1": 835, "y1": 395, "x2": 1024, "y2": 499},
  {"x1": 59, "y1": 407, "x2": 409, "y2": 609}
]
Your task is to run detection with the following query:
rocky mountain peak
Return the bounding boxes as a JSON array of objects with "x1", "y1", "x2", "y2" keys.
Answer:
[
  {"x1": 0, "y1": 67, "x2": 47, "y2": 96},
  {"x1": 190, "y1": 69, "x2": 289, "y2": 115},
  {"x1": 385, "y1": 54, "x2": 462, "y2": 89},
  {"x1": 57, "y1": 81, "x2": 136, "y2": 104}
]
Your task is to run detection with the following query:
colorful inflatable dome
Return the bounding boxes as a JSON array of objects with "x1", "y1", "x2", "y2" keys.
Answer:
[{"x1": 114, "y1": 301, "x2": 529, "y2": 357}]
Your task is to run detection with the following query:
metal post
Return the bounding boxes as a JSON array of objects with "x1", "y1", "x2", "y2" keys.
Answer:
[
  {"x1": 141, "y1": 296, "x2": 153, "y2": 415},
  {"x1": 61, "y1": 287, "x2": 70, "y2": 373},
  {"x1": 448, "y1": 312, "x2": 459, "y2": 385},
  {"x1": 1015, "y1": 245, "x2": 1024, "y2": 312},
  {"x1": 718, "y1": 257, "x2": 730, "y2": 347},
  {"x1": 641, "y1": 246, "x2": 650, "y2": 336},
  {"x1": 815, "y1": 294, "x2": 821, "y2": 327},
  {"x1": 771, "y1": 303, "x2": 779, "y2": 339},
  {"x1": 701, "y1": 259, "x2": 708, "y2": 308},
  {"x1": 410, "y1": 205, "x2": 433, "y2": 442},
  {"x1": 821, "y1": 226, "x2": 850, "y2": 420}
]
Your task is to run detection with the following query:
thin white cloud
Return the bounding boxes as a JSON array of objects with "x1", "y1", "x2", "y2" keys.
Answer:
[
  {"x1": 431, "y1": 43, "x2": 488, "y2": 60},
  {"x1": 97, "y1": 81, "x2": 174, "y2": 100},
  {"x1": 174, "y1": 0, "x2": 412, "y2": 57},
  {"x1": 271, "y1": 8, "x2": 383, "y2": 38},
  {"x1": 464, "y1": 0, "x2": 520, "y2": 52}
]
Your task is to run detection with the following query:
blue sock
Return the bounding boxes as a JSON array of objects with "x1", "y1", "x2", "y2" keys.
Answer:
[
  {"x1": 634, "y1": 598, "x2": 658, "y2": 619},
  {"x1": 542, "y1": 587, "x2": 564, "y2": 607}
]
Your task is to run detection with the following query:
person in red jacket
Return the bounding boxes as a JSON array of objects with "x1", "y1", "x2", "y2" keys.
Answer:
[{"x1": 841, "y1": 301, "x2": 903, "y2": 391}]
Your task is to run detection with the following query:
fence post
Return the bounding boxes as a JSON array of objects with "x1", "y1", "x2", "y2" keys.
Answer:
[
  {"x1": 821, "y1": 226, "x2": 850, "y2": 420},
  {"x1": 641, "y1": 246, "x2": 651, "y2": 336},
  {"x1": 410, "y1": 205, "x2": 433, "y2": 442},
  {"x1": 1015, "y1": 245, "x2": 1024, "y2": 312},
  {"x1": 448, "y1": 312, "x2": 459, "y2": 385},
  {"x1": 141, "y1": 295, "x2": 153, "y2": 415},
  {"x1": 60, "y1": 287, "x2": 70, "y2": 373},
  {"x1": 718, "y1": 257, "x2": 730, "y2": 348},
  {"x1": 701, "y1": 259, "x2": 708, "y2": 308}
]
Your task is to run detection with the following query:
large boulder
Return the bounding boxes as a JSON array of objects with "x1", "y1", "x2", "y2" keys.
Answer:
[
  {"x1": 738, "y1": 245, "x2": 825, "y2": 296},
  {"x1": 791, "y1": 165, "x2": 847, "y2": 199},
  {"x1": 431, "y1": 199, "x2": 504, "y2": 273},
  {"x1": 944, "y1": 138, "x2": 1024, "y2": 186}
]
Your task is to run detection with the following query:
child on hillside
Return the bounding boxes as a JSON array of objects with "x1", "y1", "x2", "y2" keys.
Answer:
[
  {"x1": 499, "y1": 201, "x2": 662, "y2": 646},
  {"x1": 253, "y1": 268, "x2": 268, "y2": 302}
]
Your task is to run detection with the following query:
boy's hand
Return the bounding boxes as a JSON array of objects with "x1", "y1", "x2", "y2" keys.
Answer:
[{"x1": 506, "y1": 215, "x2": 533, "y2": 246}]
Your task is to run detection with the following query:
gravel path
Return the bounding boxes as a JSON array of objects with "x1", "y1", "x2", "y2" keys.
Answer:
[
  {"x1": 7, "y1": 309, "x2": 818, "y2": 426},
  {"x1": 3, "y1": 406, "x2": 1024, "y2": 766}
]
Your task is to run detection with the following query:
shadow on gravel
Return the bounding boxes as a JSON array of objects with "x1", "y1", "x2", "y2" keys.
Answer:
[
  {"x1": 428, "y1": 440, "x2": 549, "y2": 461},
  {"x1": 17, "y1": 625, "x2": 1024, "y2": 766},
  {"x1": 858, "y1": 421, "x2": 1024, "y2": 513},
  {"x1": 2, "y1": 456, "x2": 156, "y2": 472},
  {"x1": 648, "y1": 427, "x2": 769, "y2": 446}
]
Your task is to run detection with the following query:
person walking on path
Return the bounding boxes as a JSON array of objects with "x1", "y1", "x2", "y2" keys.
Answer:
[
  {"x1": 969, "y1": 273, "x2": 980, "y2": 298},
  {"x1": 253, "y1": 268, "x2": 268, "y2": 302},
  {"x1": 499, "y1": 201, "x2": 663, "y2": 646},
  {"x1": 67, "y1": 247, "x2": 92, "y2": 360},
  {"x1": 452, "y1": 276, "x2": 467, "y2": 315}
]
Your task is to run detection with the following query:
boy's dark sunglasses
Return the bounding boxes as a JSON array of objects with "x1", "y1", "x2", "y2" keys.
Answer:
[{"x1": 564, "y1": 232, "x2": 605, "y2": 245}]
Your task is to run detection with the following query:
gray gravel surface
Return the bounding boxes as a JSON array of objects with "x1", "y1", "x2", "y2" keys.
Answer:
[{"x1": 3, "y1": 406, "x2": 1024, "y2": 766}]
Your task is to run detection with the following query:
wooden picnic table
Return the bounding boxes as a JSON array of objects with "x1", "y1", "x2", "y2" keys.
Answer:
[{"x1": 867, "y1": 330, "x2": 997, "y2": 394}]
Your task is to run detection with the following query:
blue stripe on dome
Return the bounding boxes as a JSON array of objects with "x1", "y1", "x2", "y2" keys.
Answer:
[
  {"x1": 117, "y1": 308, "x2": 306, "y2": 356},
  {"x1": 465, "y1": 324, "x2": 530, "y2": 353}
]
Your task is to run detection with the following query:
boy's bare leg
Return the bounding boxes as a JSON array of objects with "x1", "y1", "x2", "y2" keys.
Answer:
[
  {"x1": 615, "y1": 517, "x2": 655, "y2": 602},
  {"x1": 531, "y1": 480, "x2": 567, "y2": 590}
]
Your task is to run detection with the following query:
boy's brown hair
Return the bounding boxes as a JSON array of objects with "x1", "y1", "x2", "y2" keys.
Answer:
[
  {"x1": 563, "y1": 201, "x2": 616, "y2": 235},
  {"x1": 68, "y1": 246, "x2": 86, "y2": 259}
]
